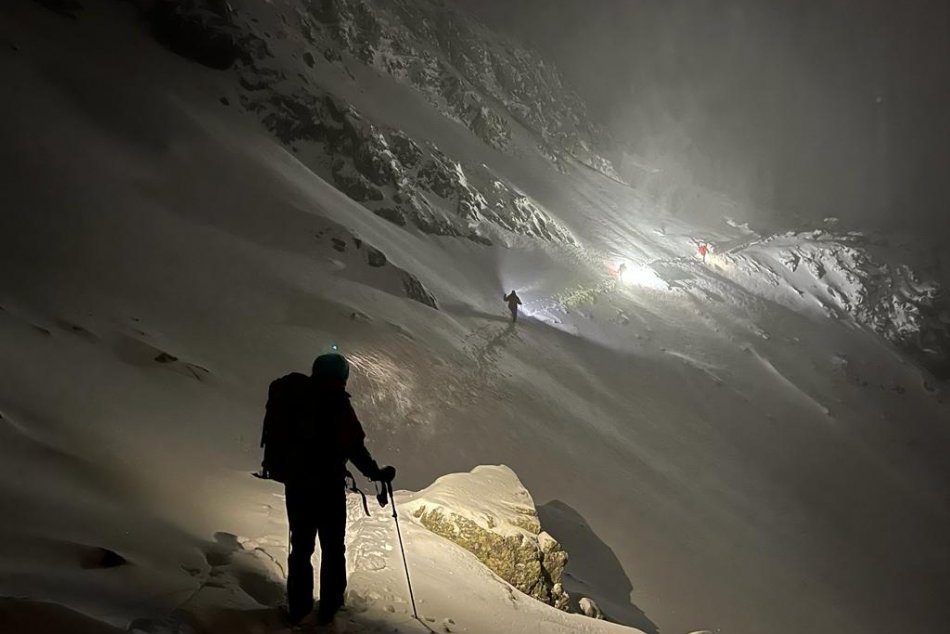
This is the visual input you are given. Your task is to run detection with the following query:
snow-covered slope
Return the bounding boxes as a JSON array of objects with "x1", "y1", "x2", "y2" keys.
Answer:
[
  {"x1": 1, "y1": 2, "x2": 949, "y2": 634},
  {"x1": 649, "y1": 227, "x2": 950, "y2": 378}
]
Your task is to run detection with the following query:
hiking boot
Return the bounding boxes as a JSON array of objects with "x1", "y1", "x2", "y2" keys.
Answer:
[
  {"x1": 315, "y1": 600, "x2": 342, "y2": 625},
  {"x1": 284, "y1": 604, "x2": 312, "y2": 627}
]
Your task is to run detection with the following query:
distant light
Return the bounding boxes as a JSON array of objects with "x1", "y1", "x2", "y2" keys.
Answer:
[
  {"x1": 331, "y1": 344, "x2": 339, "y2": 351},
  {"x1": 620, "y1": 264, "x2": 669, "y2": 290}
]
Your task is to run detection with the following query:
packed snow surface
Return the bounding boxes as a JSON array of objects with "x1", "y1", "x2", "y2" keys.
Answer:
[{"x1": 1, "y1": 2, "x2": 949, "y2": 634}]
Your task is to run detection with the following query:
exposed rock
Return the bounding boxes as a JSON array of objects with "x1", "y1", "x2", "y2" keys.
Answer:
[
  {"x1": 402, "y1": 272, "x2": 438, "y2": 309},
  {"x1": 332, "y1": 159, "x2": 384, "y2": 202},
  {"x1": 259, "y1": 90, "x2": 326, "y2": 145},
  {"x1": 292, "y1": 0, "x2": 617, "y2": 178},
  {"x1": 352, "y1": 128, "x2": 401, "y2": 186},
  {"x1": 579, "y1": 597, "x2": 605, "y2": 620},
  {"x1": 404, "y1": 466, "x2": 569, "y2": 609},
  {"x1": 538, "y1": 531, "x2": 568, "y2": 590},
  {"x1": 150, "y1": 0, "x2": 237, "y2": 70},
  {"x1": 374, "y1": 207, "x2": 407, "y2": 227},
  {"x1": 232, "y1": 8, "x2": 576, "y2": 247},
  {"x1": 367, "y1": 248, "x2": 387, "y2": 267},
  {"x1": 470, "y1": 105, "x2": 511, "y2": 150},
  {"x1": 729, "y1": 230, "x2": 950, "y2": 378},
  {"x1": 78, "y1": 546, "x2": 127, "y2": 570},
  {"x1": 389, "y1": 132, "x2": 424, "y2": 168}
]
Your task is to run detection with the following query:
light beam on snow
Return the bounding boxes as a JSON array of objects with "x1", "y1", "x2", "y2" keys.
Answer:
[
  {"x1": 348, "y1": 350, "x2": 430, "y2": 428},
  {"x1": 620, "y1": 263, "x2": 669, "y2": 290}
]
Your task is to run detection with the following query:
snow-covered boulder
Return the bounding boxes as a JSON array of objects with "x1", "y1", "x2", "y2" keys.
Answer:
[{"x1": 402, "y1": 465, "x2": 571, "y2": 610}]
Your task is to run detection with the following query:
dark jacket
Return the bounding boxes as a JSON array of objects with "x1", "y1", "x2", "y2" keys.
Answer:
[
  {"x1": 310, "y1": 383, "x2": 379, "y2": 481},
  {"x1": 265, "y1": 374, "x2": 379, "y2": 484},
  {"x1": 504, "y1": 292, "x2": 522, "y2": 310}
]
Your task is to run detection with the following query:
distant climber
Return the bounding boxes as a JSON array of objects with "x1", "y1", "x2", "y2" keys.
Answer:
[
  {"x1": 259, "y1": 353, "x2": 395, "y2": 626},
  {"x1": 504, "y1": 290, "x2": 523, "y2": 322},
  {"x1": 697, "y1": 243, "x2": 709, "y2": 263}
]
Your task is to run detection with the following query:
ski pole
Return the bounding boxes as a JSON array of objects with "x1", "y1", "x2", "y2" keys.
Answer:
[{"x1": 387, "y1": 480, "x2": 419, "y2": 620}]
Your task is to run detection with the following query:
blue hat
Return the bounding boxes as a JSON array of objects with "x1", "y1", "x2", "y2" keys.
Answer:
[{"x1": 312, "y1": 353, "x2": 350, "y2": 383}]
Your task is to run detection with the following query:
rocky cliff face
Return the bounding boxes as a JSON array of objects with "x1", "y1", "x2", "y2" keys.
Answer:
[
  {"x1": 183, "y1": 0, "x2": 583, "y2": 248},
  {"x1": 140, "y1": 0, "x2": 604, "y2": 246},
  {"x1": 299, "y1": 0, "x2": 618, "y2": 178}
]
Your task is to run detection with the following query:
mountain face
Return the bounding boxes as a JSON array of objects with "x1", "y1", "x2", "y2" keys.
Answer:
[
  {"x1": 299, "y1": 0, "x2": 618, "y2": 174},
  {"x1": 156, "y1": 0, "x2": 950, "y2": 375},
  {"x1": 165, "y1": 0, "x2": 614, "y2": 248},
  {"x1": 2, "y1": 2, "x2": 950, "y2": 634}
]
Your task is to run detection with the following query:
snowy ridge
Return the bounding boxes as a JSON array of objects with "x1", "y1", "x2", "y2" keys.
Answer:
[{"x1": 706, "y1": 230, "x2": 950, "y2": 376}]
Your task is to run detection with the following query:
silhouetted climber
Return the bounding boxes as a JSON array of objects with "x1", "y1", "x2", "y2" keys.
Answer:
[
  {"x1": 259, "y1": 353, "x2": 395, "y2": 626},
  {"x1": 617, "y1": 262, "x2": 628, "y2": 281},
  {"x1": 504, "y1": 290, "x2": 522, "y2": 322}
]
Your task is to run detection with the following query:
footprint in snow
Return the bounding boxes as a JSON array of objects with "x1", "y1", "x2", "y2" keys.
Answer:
[{"x1": 112, "y1": 334, "x2": 212, "y2": 382}]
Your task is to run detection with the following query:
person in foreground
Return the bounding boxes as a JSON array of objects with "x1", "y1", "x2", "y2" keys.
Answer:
[{"x1": 260, "y1": 352, "x2": 395, "y2": 626}]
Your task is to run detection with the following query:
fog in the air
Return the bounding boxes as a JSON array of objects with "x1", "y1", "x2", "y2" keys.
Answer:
[{"x1": 456, "y1": 0, "x2": 950, "y2": 238}]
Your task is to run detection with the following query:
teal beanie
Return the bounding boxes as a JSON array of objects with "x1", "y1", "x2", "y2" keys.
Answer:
[{"x1": 312, "y1": 353, "x2": 350, "y2": 383}]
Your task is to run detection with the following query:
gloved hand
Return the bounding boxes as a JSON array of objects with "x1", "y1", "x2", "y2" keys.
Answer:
[{"x1": 377, "y1": 465, "x2": 396, "y2": 482}]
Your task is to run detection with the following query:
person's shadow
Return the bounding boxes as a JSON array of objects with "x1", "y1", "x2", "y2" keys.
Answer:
[{"x1": 538, "y1": 500, "x2": 659, "y2": 634}]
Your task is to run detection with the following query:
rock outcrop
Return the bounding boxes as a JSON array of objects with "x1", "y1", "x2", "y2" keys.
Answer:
[
  {"x1": 236, "y1": 61, "x2": 574, "y2": 245},
  {"x1": 296, "y1": 0, "x2": 617, "y2": 179},
  {"x1": 402, "y1": 466, "x2": 571, "y2": 610},
  {"x1": 176, "y1": 0, "x2": 594, "y2": 247},
  {"x1": 150, "y1": 0, "x2": 237, "y2": 69}
]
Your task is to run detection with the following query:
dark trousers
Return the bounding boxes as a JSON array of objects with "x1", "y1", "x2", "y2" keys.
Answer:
[
  {"x1": 285, "y1": 481, "x2": 347, "y2": 619},
  {"x1": 510, "y1": 307, "x2": 518, "y2": 322}
]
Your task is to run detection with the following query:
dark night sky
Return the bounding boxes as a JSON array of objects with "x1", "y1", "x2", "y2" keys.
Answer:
[{"x1": 455, "y1": 0, "x2": 950, "y2": 238}]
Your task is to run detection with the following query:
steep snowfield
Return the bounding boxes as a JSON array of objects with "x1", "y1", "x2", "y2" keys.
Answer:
[
  {"x1": 2, "y1": 2, "x2": 950, "y2": 634},
  {"x1": 649, "y1": 227, "x2": 950, "y2": 377}
]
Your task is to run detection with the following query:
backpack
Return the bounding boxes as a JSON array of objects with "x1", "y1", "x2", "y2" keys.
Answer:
[{"x1": 259, "y1": 372, "x2": 313, "y2": 483}]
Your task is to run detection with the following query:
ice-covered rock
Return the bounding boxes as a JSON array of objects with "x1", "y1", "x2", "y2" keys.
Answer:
[{"x1": 402, "y1": 465, "x2": 571, "y2": 610}]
